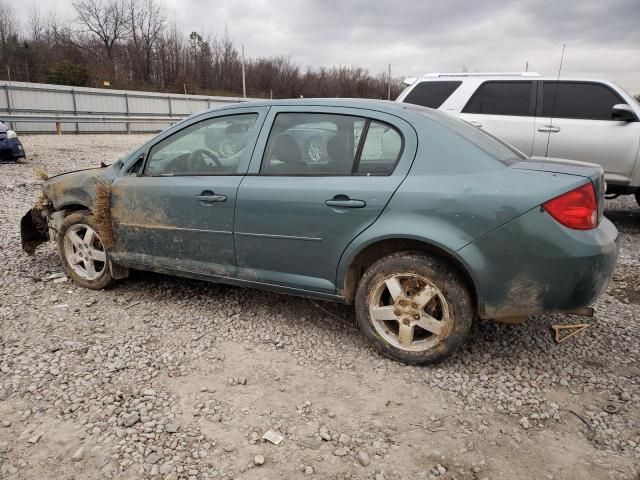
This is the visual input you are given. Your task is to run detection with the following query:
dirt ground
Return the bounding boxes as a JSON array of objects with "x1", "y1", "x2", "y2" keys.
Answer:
[{"x1": 0, "y1": 135, "x2": 639, "y2": 480}]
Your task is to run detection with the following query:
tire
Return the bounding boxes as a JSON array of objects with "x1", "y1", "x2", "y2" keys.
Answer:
[
  {"x1": 57, "y1": 211, "x2": 115, "y2": 290},
  {"x1": 306, "y1": 136, "x2": 324, "y2": 162},
  {"x1": 355, "y1": 252, "x2": 473, "y2": 365},
  {"x1": 635, "y1": 190, "x2": 640, "y2": 207}
]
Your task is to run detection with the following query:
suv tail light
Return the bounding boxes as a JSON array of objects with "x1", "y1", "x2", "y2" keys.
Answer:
[{"x1": 543, "y1": 183, "x2": 598, "y2": 230}]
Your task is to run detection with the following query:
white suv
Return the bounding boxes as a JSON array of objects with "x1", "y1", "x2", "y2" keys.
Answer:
[{"x1": 396, "y1": 72, "x2": 640, "y2": 204}]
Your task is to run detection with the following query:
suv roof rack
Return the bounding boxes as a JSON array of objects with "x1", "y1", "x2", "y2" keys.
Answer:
[{"x1": 422, "y1": 72, "x2": 541, "y2": 78}]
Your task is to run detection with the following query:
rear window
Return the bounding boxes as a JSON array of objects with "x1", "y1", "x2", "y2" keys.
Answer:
[
  {"x1": 463, "y1": 81, "x2": 534, "y2": 116},
  {"x1": 542, "y1": 81, "x2": 625, "y2": 120},
  {"x1": 421, "y1": 109, "x2": 525, "y2": 165},
  {"x1": 403, "y1": 81, "x2": 462, "y2": 109}
]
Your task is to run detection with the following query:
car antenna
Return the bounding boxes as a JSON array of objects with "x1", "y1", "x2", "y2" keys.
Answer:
[{"x1": 544, "y1": 44, "x2": 566, "y2": 158}]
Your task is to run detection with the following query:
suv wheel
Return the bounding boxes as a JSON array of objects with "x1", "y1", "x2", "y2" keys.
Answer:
[
  {"x1": 355, "y1": 252, "x2": 473, "y2": 365},
  {"x1": 57, "y1": 211, "x2": 115, "y2": 289}
]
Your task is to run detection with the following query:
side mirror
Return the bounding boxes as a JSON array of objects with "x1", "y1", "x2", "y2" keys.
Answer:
[{"x1": 612, "y1": 104, "x2": 638, "y2": 122}]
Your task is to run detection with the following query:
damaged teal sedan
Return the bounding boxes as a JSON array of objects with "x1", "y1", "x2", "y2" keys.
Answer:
[{"x1": 21, "y1": 99, "x2": 618, "y2": 364}]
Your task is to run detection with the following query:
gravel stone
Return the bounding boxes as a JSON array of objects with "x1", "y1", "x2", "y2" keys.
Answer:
[
  {"x1": 71, "y1": 446, "x2": 85, "y2": 462},
  {"x1": 357, "y1": 450, "x2": 371, "y2": 466},
  {"x1": 254, "y1": 454, "x2": 265, "y2": 466}
]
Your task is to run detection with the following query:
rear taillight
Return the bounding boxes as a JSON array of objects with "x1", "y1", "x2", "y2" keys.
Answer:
[{"x1": 542, "y1": 183, "x2": 598, "y2": 230}]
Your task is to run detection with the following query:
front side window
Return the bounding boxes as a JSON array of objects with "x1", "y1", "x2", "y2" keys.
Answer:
[
  {"x1": 403, "y1": 81, "x2": 462, "y2": 109},
  {"x1": 463, "y1": 81, "x2": 533, "y2": 116},
  {"x1": 145, "y1": 113, "x2": 258, "y2": 175},
  {"x1": 542, "y1": 82, "x2": 625, "y2": 120},
  {"x1": 261, "y1": 113, "x2": 404, "y2": 176}
]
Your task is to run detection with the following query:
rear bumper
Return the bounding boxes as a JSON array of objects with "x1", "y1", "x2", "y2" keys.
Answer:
[
  {"x1": 0, "y1": 137, "x2": 26, "y2": 161},
  {"x1": 455, "y1": 207, "x2": 618, "y2": 319}
]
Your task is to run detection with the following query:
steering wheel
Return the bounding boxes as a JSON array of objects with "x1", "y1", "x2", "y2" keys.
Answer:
[{"x1": 190, "y1": 148, "x2": 223, "y2": 168}]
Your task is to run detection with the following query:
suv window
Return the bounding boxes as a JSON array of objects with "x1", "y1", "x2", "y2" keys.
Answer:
[
  {"x1": 145, "y1": 113, "x2": 258, "y2": 175},
  {"x1": 542, "y1": 81, "x2": 625, "y2": 120},
  {"x1": 463, "y1": 81, "x2": 533, "y2": 116},
  {"x1": 403, "y1": 81, "x2": 462, "y2": 109}
]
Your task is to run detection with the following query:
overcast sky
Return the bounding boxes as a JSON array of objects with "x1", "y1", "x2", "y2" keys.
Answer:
[{"x1": 14, "y1": 0, "x2": 640, "y2": 94}]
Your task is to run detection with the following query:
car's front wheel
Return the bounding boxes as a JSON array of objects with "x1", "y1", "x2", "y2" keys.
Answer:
[
  {"x1": 57, "y1": 211, "x2": 115, "y2": 289},
  {"x1": 355, "y1": 252, "x2": 473, "y2": 365}
]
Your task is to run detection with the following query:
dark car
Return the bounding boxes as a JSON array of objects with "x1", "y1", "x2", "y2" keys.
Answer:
[
  {"x1": 21, "y1": 99, "x2": 618, "y2": 365},
  {"x1": 0, "y1": 121, "x2": 26, "y2": 162}
]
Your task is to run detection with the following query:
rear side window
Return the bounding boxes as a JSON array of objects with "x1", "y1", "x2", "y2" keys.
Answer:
[
  {"x1": 403, "y1": 81, "x2": 462, "y2": 109},
  {"x1": 261, "y1": 113, "x2": 403, "y2": 176},
  {"x1": 463, "y1": 81, "x2": 534, "y2": 116},
  {"x1": 542, "y1": 82, "x2": 625, "y2": 120},
  {"x1": 356, "y1": 121, "x2": 403, "y2": 175}
]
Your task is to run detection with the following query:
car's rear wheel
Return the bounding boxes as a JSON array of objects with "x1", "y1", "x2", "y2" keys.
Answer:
[
  {"x1": 57, "y1": 211, "x2": 115, "y2": 289},
  {"x1": 355, "y1": 252, "x2": 473, "y2": 365}
]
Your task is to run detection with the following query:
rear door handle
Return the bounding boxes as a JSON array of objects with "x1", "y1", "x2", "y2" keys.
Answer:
[
  {"x1": 538, "y1": 125, "x2": 561, "y2": 133},
  {"x1": 196, "y1": 190, "x2": 226, "y2": 203},
  {"x1": 325, "y1": 195, "x2": 366, "y2": 208}
]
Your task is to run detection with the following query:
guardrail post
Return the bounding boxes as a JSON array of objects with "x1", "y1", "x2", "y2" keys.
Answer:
[
  {"x1": 56, "y1": 122, "x2": 62, "y2": 135},
  {"x1": 124, "y1": 93, "x2": 131, "y2": 134},
  {"x1": 4, "y1": 85, "x2": 13, "y2": 130},
  {"x1": 71, "y1": 89, "x2": 79, "y2": 134},
  {"x1": 167, "y1": 95, "x2": 172, "y2": 117}
]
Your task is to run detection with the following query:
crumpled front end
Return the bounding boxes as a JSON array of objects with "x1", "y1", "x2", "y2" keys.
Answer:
[{"x1": 21, "y1": 201, "x2": 51, "y2": 255}]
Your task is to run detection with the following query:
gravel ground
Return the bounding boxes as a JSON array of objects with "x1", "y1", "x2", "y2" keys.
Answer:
[{"x1": 0, "y1": 134, "x2": 639, "y2": 480}]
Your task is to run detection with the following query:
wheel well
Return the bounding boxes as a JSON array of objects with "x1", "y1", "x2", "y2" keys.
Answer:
[
  {"x1": 58, "y1": 204, "x2": 90, "y2": 215},
  {"x1": 342, "y1": 238, "x2": 478, "y2": 311}
]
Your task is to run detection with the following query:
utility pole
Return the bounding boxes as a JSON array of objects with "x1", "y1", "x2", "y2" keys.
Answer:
[
  {"x1": 387, "y1": 63, "x2": 391, "y2": 100},
  {"x1": 525, "y1": 61, "x2": 529, "y2": 72},
  {"x1": 241, "y1": 44, "x2": 247, "y2": 99}
]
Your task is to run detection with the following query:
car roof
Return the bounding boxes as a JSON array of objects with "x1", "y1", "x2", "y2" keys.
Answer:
[
  {"x1": 206, "y1": 98, "x2": 414, "y2": 115},
  {"x1": 412, "y1": 74, "x2": 617, "y2": 84}
]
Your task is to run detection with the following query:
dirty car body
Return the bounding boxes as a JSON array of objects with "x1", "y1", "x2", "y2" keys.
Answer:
[
  {"x1": 0, "y1": 121, "x2": 26, "y2": 162},
  {"x1": 21, "y1": 99, "x2": 618, "y2": 364}
]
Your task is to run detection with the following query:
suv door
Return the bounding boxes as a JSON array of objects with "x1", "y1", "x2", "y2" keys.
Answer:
[
  {"x1": 110, "y1": 108, "x2": 268, "y2": 277},
  {"x1": 233, "y1": 107, "x2": 417, "y2": 294},
  {"x1": 531, "y1": 81, "x2": 640, "y2": 184},
  {"x1": 459, "y1": 80, "x2": 537, "y2": 155}
]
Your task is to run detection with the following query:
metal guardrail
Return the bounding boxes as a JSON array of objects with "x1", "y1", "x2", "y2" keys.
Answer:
[
  {"x1": 1, "y1": 113, "x2": 187, "y2": 135},
  {"x1": 1, "y1": 114, "x2": 185, "y2": 123}
]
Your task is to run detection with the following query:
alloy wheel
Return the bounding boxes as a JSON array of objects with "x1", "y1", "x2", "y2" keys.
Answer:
[
  {"x1": 368, "y1": 273, "x2": 452, "y2": 352},
  {"x1": 63, "y1": 223, "x2": 107, "y2": 281}
]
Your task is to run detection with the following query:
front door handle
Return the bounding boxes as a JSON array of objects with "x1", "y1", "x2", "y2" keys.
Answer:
[
  {"x1": 196, "y1": 190, "x2": 226, "y2": 203},
  {"x1": 538, "y1": 125, "x2": 561, "y2": 133},
  {"x1": 469, "y1": 121, "x2": 483, "y2": 128},
  {"x1": 325, "y1": 195, "x2": 366, "y2": 208}
]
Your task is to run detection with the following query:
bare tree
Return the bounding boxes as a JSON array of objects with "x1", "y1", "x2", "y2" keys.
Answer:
[
  {"x1": 72, "y1": 0, "x2": 129, "y2": 62},
  {"x1": 128, "y1": 0, "x2": 166, "y2": 82},
  {"x1": 28, "y1": 3, "x2": 47, "y2": 44},
  {"x1": 0, "y1": 1, "x2": 18, "y2": 46}
]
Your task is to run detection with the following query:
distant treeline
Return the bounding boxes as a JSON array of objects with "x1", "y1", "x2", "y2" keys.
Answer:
[{"x1": 0, "y1": 0, "x2": 405, "y2": 99}]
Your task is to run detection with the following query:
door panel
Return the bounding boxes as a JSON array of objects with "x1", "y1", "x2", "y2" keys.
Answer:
[
  {"x1": 531, "y1": 81, "x2": 640, "y2": 183},
  {"x1": 112, "y1": 175, "x2": 242, "y2": 277},
  {"x1": 110, "y1": 109, "x2": 268, "y2": 276},
  {"x1": 234, "y1": 106, "x2": 418, "y2": 294},
  {"x1": 234, "y1": 175, "x2": 403, "y2": 292}
]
